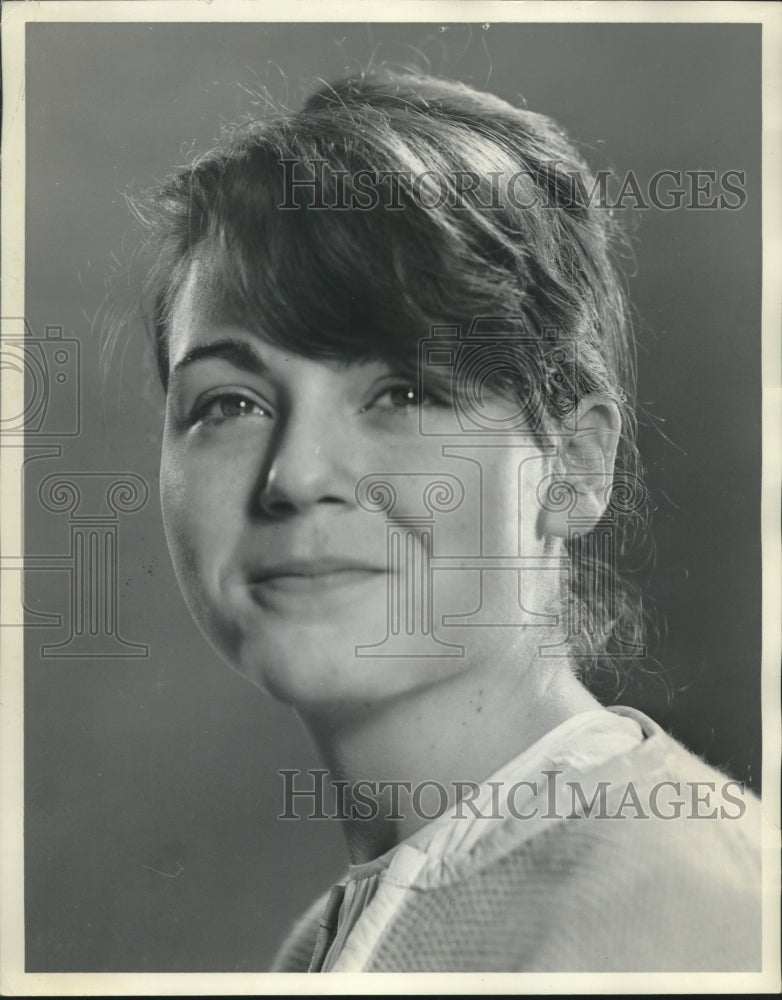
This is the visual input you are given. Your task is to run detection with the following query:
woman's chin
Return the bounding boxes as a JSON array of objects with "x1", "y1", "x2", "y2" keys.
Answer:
[{"x1": 231, "y1": 634, "x2": 472, "y2": 711}]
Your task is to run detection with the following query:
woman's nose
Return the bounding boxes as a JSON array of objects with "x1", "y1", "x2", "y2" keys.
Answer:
[{"x1": 255, "y1": 410, "x2": 353, "y2": 518}]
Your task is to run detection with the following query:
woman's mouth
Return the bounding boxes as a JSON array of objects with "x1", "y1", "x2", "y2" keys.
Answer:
[{"x1": 247, "y1": 558, "x2": 388, "y2": 606}]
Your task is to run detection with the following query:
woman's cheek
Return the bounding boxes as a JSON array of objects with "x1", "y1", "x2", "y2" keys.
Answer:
[
  {"x1": 160, "y1": 442, "x2": 189, "y2": 556},
  {"x1": 160, "y1": 440, "x2": 213, "y2": 578}
]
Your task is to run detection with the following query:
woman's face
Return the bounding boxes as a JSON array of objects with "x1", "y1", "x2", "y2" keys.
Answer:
[{"x1": 160, "y1": 263, "x2": 560, "y2": 708}]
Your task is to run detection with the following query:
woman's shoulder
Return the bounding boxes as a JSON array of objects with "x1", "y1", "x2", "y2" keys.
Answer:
[
  {"x1": 603, "y1": 705, "x2": 760, "y2": 827},
  {"x1": 505, "y1": 705, "x2": 761, "y2": 890}
]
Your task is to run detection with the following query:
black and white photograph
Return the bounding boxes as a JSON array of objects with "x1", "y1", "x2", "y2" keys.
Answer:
[{"x1": 1, "y1": 1, "x2": 780, "y2": 993}]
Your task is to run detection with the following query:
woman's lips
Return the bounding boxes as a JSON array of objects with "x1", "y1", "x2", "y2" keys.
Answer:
[
  {"x1": 246, "y1": 559, "x2": 388, "y2": 604},
  {"x1": 252, "y1": 568, "x2": 385, "y2": 592}
]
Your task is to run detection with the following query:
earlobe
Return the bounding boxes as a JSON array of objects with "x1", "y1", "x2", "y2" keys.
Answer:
[{"x1": 537, "y1": 396, "x2": 621, "y2": 539}]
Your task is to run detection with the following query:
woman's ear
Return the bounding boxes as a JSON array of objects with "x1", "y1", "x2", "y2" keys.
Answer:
[{"x1": 537, "y1": 395, "x2": 621, "y2": 538}]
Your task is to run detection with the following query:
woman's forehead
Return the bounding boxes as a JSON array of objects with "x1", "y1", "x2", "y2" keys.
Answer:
[
  {"x1": 167, "y1": 266, "x2": 390, "y2": 385},
  {"x1": 170, "y1": 248, "x2": 233, "y2": 327},
  {"x1": 168, "y1": 262, "x2": 272, "y2": 367}
]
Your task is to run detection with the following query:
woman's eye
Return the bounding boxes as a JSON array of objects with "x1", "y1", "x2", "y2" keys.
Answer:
[
  {"x1": 368, "y1": 383, "x2": 444, "y2": 413},
  {"x1": 378, "y1": 385, "x2": 420, "y2": 409},
  {"x1": 193, "y1": 393, "x2": 270, "y2": 425}
]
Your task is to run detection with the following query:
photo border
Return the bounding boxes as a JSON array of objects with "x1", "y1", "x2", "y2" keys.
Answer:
[{"x1": 2, "y1": 1, "x2": 780, "y2": 994}]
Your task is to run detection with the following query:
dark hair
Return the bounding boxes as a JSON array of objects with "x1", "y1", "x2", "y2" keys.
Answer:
[{"x1": 126, "y1": 68, "x2": 649, "y2": 680}]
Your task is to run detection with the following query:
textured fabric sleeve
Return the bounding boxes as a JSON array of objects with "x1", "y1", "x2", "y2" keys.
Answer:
[
  {"x1": 510, "y1": 735, "x2": 763, "y2": 975},
  {"x1": 521, "y1": 801, "x2": 761, "y2": 972}
]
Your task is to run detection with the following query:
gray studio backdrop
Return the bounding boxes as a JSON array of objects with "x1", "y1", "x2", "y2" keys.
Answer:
[{"x1": 22, "y1": 22, "x2": 761, "y2": 971}]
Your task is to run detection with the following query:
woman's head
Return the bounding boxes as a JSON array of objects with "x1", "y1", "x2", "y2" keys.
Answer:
[{"x1": 132, "y1": 68, "x2": 646, "y2": 705}]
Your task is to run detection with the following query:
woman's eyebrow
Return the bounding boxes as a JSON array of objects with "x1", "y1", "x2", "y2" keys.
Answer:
[{"x1": 169, "y1": 339, "x2": 270, "y2": 386}]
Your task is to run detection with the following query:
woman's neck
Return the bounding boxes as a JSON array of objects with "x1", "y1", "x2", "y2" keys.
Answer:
[{"x1": 298, "y1": 649, "x2": 601, "y2": 865}]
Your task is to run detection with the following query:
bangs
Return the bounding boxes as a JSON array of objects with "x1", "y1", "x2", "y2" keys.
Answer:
[
  {"x1": 182, "y1": 131, "x2": 539, "y2": 382},
  {"x1": 198, "y1": 153, "x2": 444, "y2": 372}
]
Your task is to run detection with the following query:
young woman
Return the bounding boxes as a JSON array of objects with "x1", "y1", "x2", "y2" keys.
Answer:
[{"x1": 131, "y1": 70, "x2": 760, "y2": 972}]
